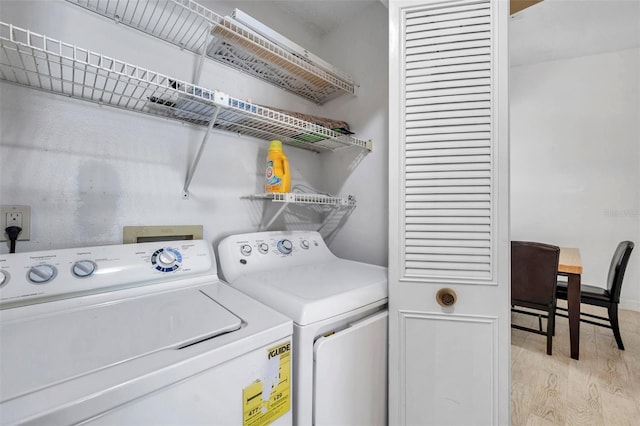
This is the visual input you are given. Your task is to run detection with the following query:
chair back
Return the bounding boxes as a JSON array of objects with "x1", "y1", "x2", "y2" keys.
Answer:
[
  {"x1": 607, "y1": 241, "x2": 634, "y2": 303},
  {"x1": 511, "y1": 241, "x2": 560, "y2": 307}
]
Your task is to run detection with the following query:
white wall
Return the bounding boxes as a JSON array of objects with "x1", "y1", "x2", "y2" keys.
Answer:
[
  {"x1": 0, "y1": 0, "x2": 384, "y2": 256},
  {"x1": 315, "y1": 3, "x2": 389, "y2": 266},
  {"x1": 209, "y1": 1, "x2": 390, "y2": 266},
  {"x1": 510, "y1": 48, "x2": 640, "y2": 310}
]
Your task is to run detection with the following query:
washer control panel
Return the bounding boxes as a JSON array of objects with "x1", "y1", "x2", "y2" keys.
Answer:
[
  {"x1": 0, "y1": 240, "x2": 214, "y2": 308},
  {"x1": 218, "y1": 231, "x2": 336, "y2": 283}
]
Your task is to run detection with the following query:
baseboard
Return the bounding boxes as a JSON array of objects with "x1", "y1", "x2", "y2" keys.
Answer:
[{"x1": 620, "y1": 298, "x2": 640, "y2": 312}]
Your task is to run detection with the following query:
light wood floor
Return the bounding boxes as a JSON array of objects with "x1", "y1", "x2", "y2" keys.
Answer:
[{"x1": 511, "y1": 302, "x2": 640, "y2": 425}]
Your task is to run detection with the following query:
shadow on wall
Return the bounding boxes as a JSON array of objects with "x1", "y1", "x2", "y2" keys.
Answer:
[{"x1": 76, "y1": 160, "x2": 121, "y2": 240}]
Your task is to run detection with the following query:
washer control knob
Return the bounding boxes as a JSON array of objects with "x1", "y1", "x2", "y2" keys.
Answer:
[
  {"x1": 258, "y1": 243, "x2": 269, "y2": 254},
  {"x1": 28, "y1": 264, "x2": 57, "y2": 284},
  {"x1": 158, "y1": 250, "x2": 177, "y2": 266},
  {"x1": 240, "y1": 244, "x2": 253, "y2": 256},
  {"x1": 0, "y1": 270, "x2": 9, "y2": 288},
  {"x1": 72, "y1": 260, "x2": 97, "y2": 278},
  {"x1": 300, "y1": 240, "x2": 310, "y2": 249},
  {"x1": 151, "y1": 248, "x2": 183, "y2": 272},
  {"x1": 277, "y1": 239, "x2": 293, "y2": 255}
]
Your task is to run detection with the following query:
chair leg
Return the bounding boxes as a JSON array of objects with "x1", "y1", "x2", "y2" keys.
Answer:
[
  {"x1": 547, "y1": 307, "x2": 555, "y2": 356},
  {"x1": 608, "y1": 304, "x2": 625, "y2": 350},
  {"x1": 538, "y1": 315, "x2": 543, "y2": 332}
]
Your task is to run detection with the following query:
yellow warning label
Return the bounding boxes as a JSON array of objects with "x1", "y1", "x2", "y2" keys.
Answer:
[{"x1": 242, "y1": 341, "x2": 291, "y2": 426}]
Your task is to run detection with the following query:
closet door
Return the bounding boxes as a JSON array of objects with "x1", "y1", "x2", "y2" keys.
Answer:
[{"x1": 388, "y1": 1, "x2": 510, "y2": 425}]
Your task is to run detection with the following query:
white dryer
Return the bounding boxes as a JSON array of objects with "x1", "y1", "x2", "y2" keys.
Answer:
[
  {"x1": 0, "y1": 240, "x2": 292, "y2": 426},
  {"x1": 218, "y1": 231, "x2": 388, "y2": 426}
]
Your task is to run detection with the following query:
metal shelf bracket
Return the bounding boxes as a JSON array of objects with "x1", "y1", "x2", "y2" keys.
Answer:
[
  {"x1": 182, "y1": 105, "x2": 221, "y2": 199},
  {"x1": 261, "y1": 199, "x2": 291, "y2": 230}
]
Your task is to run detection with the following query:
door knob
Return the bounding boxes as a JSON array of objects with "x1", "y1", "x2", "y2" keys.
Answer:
[{"x1": 436, "y1": 288, "x2": 457, "y2": 307}]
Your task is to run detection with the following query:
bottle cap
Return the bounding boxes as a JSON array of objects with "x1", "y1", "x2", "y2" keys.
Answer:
[{"x1": 269, "y1": 140, "x2": 283, "y2": 150}]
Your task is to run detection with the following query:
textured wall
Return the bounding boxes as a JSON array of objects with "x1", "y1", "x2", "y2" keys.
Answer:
[
  {"x1": 0, "y1": 0, "x2": 340, "y2": 253},
  {"x1": 510, "y1": 48, "x2": 640, "y2": 310}
]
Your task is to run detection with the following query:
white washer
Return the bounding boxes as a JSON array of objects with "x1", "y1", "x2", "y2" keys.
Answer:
[
  {"x1": 218, "y1": 231, "x2": 388, "y2": 426},
  {"x1": 0, "y1": 240, "x2": 293, "y2": 426}
]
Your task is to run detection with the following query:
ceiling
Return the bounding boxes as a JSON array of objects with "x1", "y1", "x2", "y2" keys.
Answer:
[{"x1": 271, "y1": 0, "x2": 640, "y2": 67}]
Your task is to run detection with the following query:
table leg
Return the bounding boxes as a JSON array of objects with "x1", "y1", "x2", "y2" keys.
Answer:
[{"x1": 567, "y1": 272, "x2": 581, "y2": 360}]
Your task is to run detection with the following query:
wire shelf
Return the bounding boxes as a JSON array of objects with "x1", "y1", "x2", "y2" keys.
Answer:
[
  {"x1": 245, "y1": 192, "x2": 356, "y2": 230},
  {"x1": 246, "y1": 193, "x2": 356, "y2": 207},
  {"x1": 65, "y1": 0, "x2": 357, "y2": 104},
  {"x1": 0, "y1": 22, "x2": 371, "y2": 153}
]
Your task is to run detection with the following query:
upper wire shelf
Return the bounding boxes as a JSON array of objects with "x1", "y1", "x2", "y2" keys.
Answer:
[
  {"x1": 0, "y1": 22, "x2": 371, "y2": 153},
  {"x1": 64, "y1": 0, "x2": 357, "y2": 105}
]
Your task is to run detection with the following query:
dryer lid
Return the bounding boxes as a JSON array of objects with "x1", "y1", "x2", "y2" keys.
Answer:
[
  {"x1": 0, "y1": 287, "x2": 242, "y2": 400},
  {"x1": 231, "y1": 259, "x2": 387, "y2": 325}
]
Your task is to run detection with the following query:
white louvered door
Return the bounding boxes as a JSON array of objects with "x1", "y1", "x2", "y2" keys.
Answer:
[{"x1": 388, "y1": 1, "x2": 509, "y2": 425}]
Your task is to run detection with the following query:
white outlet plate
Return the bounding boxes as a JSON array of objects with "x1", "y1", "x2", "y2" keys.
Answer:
[{"x1": 1, "y1": 205, "x2": 31, "y2": 241}]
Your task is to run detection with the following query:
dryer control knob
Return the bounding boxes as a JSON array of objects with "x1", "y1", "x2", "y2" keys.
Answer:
[
  {"x1": 28, "y1": 264, "x2": 57, "y2": 284},
  {"x1": 277, "y1": 239, "x2": 293, "y2": 255},
  {"x1": 72, "y1": 260, "x2": 97, "y2": 278},
  {"x1": 240, "y1": 244, "x2": 253, "y2": 256},
  {"x1": 300, "y1": 240, "x2": 310, "y2": 249},
  {"x1": 0, "y1": 270, "x2": 9, "y2": 288},
  {"x1": 258, "y1": 243, "x2": 269, "y2": 254}
]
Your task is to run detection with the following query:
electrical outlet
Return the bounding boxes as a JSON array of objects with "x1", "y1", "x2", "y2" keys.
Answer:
[
  {"x1": 7, "y1": 212, "x2": 23, "y2": 227},
  {"x1": 1, "y1": 205, "x2": 31, "y2": 241}
]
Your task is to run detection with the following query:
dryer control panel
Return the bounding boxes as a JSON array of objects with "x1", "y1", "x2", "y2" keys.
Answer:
[
  {"x1": 0, "y1": 240, "x2": 215, "y2": 308},
  {"x1": 217, "y1": 231, "x2": 336, "y2": 282}
]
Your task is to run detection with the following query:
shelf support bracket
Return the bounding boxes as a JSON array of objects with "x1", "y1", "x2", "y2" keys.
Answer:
[
  {"x1": 182, "y1": 105, "x2": 221, "y2": 199},
  {"x1": 193, "y1": 24, "x2": 214, "y2": 85},
  {"x1": 260, "y1": 200, "x2": 290, "y2": 230}
]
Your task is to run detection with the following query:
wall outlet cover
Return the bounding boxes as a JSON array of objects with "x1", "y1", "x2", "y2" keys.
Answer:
[{"x1": 1, "y1": 205, "x2": 31, "y2": 241}]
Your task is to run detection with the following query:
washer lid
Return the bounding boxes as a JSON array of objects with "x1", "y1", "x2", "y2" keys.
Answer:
[
  {"x1": 231, "y1": 259, "x2": 387, "y2": 325},
  {"x1": 0, "y1": 287, "x2": 242, "y2": 400}
]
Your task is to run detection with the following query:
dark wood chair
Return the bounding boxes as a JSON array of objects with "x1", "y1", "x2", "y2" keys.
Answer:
[
  {"x1": 511, "y1": 241, "x2": 561, "y2": 355},
  {"x1": 556, "y1": 241, "x2": 634, "y2": 350}
]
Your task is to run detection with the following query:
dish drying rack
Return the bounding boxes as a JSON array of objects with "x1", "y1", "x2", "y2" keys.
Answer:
[
  {"x1": 0, "y1": 22, "x2": 371, "y2": 198},
  {"x1": 65, "y1": 0, "x2": 357, "y2": 105}
]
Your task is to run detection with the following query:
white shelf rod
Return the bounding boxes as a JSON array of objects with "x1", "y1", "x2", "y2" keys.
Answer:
[
  {"x1": 261, "y1": 201, "x2": 290, "y2": 230},
  {"x1": 193, "y1": 23, "x2": 214, "y2": 85},
  {"x1": 182, "y1": 105, "x2": 221, "y2": 198}
]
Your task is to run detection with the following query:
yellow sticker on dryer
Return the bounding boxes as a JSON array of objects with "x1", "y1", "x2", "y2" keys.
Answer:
[{"x1": 242, "y1": 341, "x2": 291, "y2": 426}]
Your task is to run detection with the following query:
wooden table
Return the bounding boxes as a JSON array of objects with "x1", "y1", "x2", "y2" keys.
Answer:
[{"x1": 558, "y1": 247, "x2": 583, "y2": 360}]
